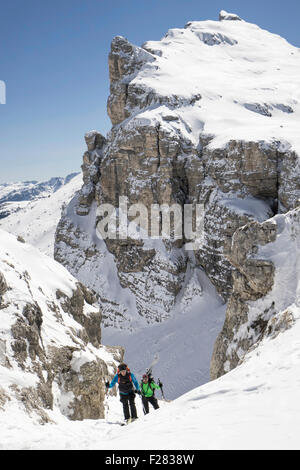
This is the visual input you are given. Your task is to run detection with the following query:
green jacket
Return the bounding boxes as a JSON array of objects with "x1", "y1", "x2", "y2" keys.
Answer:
[{"x1": 140, "y1": 380, "x2": 160, "y2": 398}]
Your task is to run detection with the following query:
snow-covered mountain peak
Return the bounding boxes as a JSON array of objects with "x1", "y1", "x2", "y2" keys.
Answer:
[{"x1": 137, "y1": 13, "x2": 300, "y2": 153}]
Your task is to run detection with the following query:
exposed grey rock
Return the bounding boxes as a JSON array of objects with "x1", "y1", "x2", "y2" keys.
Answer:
[
  {"x1": 48, "y1": 344, "x2": 123, "y2": 421},
  {"x1": 210, "y1": 207, "x2": 300, "y2": 380},
  {"x1": 84, "y1": 131, "x2": 106, "y2": 152},
  {"x1": 56, "y1": 282, "x2": 102, "y2": 347},
  {"x1": 8, "y1": 289, "x2": 122, "y2": 421},
  {"x1": 0, "y1": 271, "x2": 7, "y2": 296},
  {"x1": 76, "y1": 132, "x2": 106, "y2": 216},
  {"x1": 219, "y1": 10, "x2": 243, "y2": 21},
  {"x1": 244, "y1": 103, "x2": 272, "y2": 117},
  {"x1": 0, "y1": 237, "x2": 123, "y2": 423},
  {"x1": 0, "y1": 387, "x2": 10, "y2": 410},
  {"x1": 11, "y1": 302, "x2": 44, "y2": 365},
  {"x1": 107, "y1": 36, "x2": 155, "y2": 125},
  {"x1": 278, "y1": 148, "x2": 300, "y2": 211}
]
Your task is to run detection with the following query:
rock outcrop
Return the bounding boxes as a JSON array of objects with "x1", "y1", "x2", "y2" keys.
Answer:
[
  {"x1": 76, "y1": 131, "x2": 106, "y2": 216},
  {"x1": 211, "y1": 206, "x2": 300, "y2": 379},
  {"x1": 0, "y1": 271, "x2": 7, "y2": 297},
  {"x1": 55, "y1": 13, "x2": 300, "y2": 334},
  {"x1": 219, "y1": 10, "x2": 243, "y2": 21},
  {"x1": 0, "y1": 229, "x2": 123, "y2": 423},
  {"x1": 107, "y1": 36, "x2": 155, "y2": 125}
]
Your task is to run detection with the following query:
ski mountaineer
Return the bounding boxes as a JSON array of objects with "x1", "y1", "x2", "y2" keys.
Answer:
[
  {"x1": 105, "y1": 363, "x2": 141, "y2": 424},
  {"x1": 140, "y1": 373, "x2": 162, "y2": 414}
]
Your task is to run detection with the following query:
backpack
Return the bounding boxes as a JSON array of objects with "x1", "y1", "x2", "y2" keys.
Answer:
[{"x1": 140, "y1": 374, "x2": 156, "y2": 396}]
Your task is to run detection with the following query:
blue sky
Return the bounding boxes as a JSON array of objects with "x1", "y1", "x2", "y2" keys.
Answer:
[{"x1": 0, "y1": 0, "x2": 299, "y2": 183}]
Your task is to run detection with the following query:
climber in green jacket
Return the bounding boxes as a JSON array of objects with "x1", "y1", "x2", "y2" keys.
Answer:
[{"x1": 140, "y1": 373, "x2": 162, "y2": 414}]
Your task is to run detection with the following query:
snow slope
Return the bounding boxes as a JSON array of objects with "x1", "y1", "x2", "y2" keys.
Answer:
[
  {"x1": 1, "y1": 302, "x2": 299, "y2": 450},
  {"x1": 102, "y1": 267, "x2": 226, "y2": 400},
  {"x1": 0, "y1": 173, "x2": 82, "y2": 256},
  {"x1": 0, "y1": 226, "x2": 114, "y2": 363},
  {"x1": 0, "y1": 228, "x2": 119, "y2": 423}
]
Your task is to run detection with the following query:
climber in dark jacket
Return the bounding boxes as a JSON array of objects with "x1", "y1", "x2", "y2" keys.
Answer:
[{"x1": 106, "y1": 363, "x2": 140, "y2": 423}]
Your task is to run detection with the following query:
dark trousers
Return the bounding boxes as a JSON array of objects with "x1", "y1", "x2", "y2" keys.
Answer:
[
  {"x1": 142, "y1": 395, "x2": 159, "y2": 414},
  {"x1": 120, "y1": 392, "x2": 137, "y2": 420}
]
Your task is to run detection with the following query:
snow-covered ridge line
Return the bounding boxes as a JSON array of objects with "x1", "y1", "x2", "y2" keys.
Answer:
[
  {"x1": 0, "y1": 172, "x2": 79, "y2": 204},
  {"x1": 0, "y1": 173, "x2": 83, "y2": 256}
]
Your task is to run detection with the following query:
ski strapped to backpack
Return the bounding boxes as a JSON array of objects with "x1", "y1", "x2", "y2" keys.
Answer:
[
  {"x1": 145, "y1": 353, "x2": 159, "y2": 377},
  {"x1": 142, "y1": 352, "x2": 159, "y2": 384}
]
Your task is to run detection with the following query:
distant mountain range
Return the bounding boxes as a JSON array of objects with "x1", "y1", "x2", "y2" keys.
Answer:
[
  {"x1": 0, "y1": 172, "x2": 82, "y2": 256},
  {"x1": 0, "y1": 173, "x2": 79, "y2": 219}
]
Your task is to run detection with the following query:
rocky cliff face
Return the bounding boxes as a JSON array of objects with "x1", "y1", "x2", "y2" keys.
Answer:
[
  {"x1": 55, "y1": 12, "x2": 300, "y2": 342},
  {"x1": 211, "y1": 206, "x2": 300, "y2": 379},
  {"x1": 0, "y1": 229, "x2": 123, "y2": 423}
]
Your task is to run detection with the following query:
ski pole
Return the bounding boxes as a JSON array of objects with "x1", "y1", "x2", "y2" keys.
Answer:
[
  {"x1": 136, "y1": 389, "x2": 147, "y2": 415},
  {"x1": 104, "y1": 378, "x2": 110, "y2": 419},
  {"x1": 158, "y1": 378, "x2": 165, "y2": 400},
  {"x1": 141, "y1": 394, "x2": 147, "y2": 415}
]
